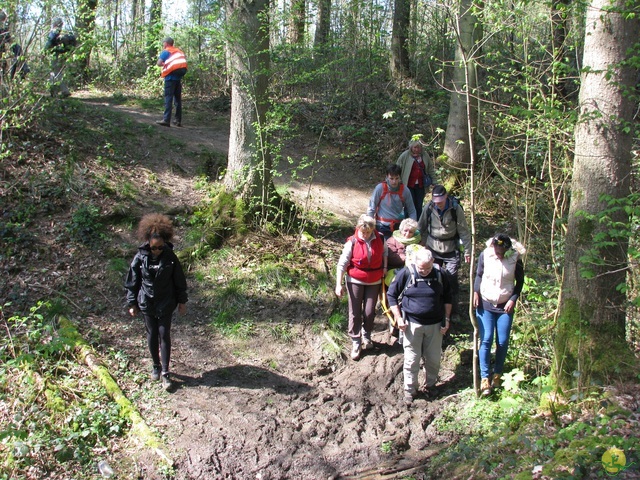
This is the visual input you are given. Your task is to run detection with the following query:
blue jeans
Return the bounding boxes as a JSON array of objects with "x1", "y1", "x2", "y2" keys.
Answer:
[
  {"x1": 163, "y1": 79, "x2": 182, "y2": 124},
  {"x1": 476, "y1": 305, "x2": 513, "y2": 379}
]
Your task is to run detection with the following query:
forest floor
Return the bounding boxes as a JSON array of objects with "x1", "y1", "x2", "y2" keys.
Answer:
[{"x1": 3, "y1": 92, "x2": 478, "y2": 479}]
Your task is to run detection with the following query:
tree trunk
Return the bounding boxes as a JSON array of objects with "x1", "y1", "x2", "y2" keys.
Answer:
[
  {"x1": 550, "y1": 0, "x2": 571, "y2": 99},
  {"x1": 314, "y1": 0, "x2": 331, "y2": 48},
  {"x1": 442, "y1": 0, "x2": 482, "y2": 171},
  {"x1": 74, "y1": 0, "x2": 98, "y2": 79},
  {"x1": 224, "y1": 0, "x2": 272, "y2": 208},
  {"x1": 289, "y1": 0, "x2": 305, "y2": 45},
  {"x1": 390, "y1": 0, "x2": 410, "y2": 79},
  {"x1": 147, "y1": 0, "x2": 162, "y2": 64},
  {"x1": 554, "y1": 0, "x2": 638, "y2": 391}
]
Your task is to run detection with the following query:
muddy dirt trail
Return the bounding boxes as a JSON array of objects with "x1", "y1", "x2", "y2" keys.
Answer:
[{"x1": 81, "y1": 95, "x2": 474, "y2": 479}]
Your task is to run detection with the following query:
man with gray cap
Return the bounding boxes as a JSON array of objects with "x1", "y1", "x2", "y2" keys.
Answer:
[
  {"x1": 45, "y1": 17, "x2": 71, "y2": 97},
  {"x1": 417, "y1": 184, "x2": 471, "y2": 319},
  {"x1": 156, "y1": 37, "x2": 187, "y2": 127}
]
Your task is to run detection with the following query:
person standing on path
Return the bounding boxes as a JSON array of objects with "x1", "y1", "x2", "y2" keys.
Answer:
[
  {"x1": 396, "y1": 140, "x2": 436, "y2": 220},
  {"x1": 335, "y1": 214, "x2": 388, "y2": 360},
  {"x1": 367, "y1": 164, "x2": 417, "y2": 240},
  {"x1": 473, "y1": 234, "x2": 525, "y2": 396},
  {"x1": 125, "y1": 214, "x2": 188, "y2": 391},
  {"x1": 417, "y1": 185, "x2": 471, "y2": 321},
  {"x1": 387, "y1": 248, "x2": 452, "y2": 405},
  {"x1": 156, "y1": 37, "x2": 187, "y2": 127},
  {"x1": 44, "y1": 17, "x2": 71, "y2": 97}
]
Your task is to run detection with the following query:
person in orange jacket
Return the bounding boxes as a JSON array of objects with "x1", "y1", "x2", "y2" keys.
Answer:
[{"x1": 156, "y1": 37, "x2": 187, "y2": 127}]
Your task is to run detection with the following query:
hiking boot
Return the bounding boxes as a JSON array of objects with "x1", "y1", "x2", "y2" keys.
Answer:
[
  {"x1": 481, "y1": 377, "x2": 492, "y2": 396},
  {"x1": 491, "y1": 373, "x2": 503, "y2": 389},
  {"x1": 161, "y1": 373, "x2": 173, "y2": 391},
  {"x1": 151, "y1": 365, "x2": 161, "y2": 381},
  {"x1": 403, "y1": 392, "x2": 414, "y2": 406},
  {"x1": 362, "y1": 337, "x2": 373, "y2": 350},
  {"x1": 350, "y1": 342, "x2": 361, "y2": 360},
  {"x1": 155, "y1": 120, "x2": 171, "y2": 127}
]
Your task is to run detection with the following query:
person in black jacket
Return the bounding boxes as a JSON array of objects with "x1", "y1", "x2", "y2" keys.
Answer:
[
  {"x1": 125, "y1": 214, "x2": 188, "y2": 391},
  {"x1": 388, "y1": 247, "x2": 452, "y2": 405}
]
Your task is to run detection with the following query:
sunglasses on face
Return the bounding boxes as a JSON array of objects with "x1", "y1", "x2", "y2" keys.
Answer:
[{"x1": 150, "y1": 245, "x2": 165, "y2": 251}]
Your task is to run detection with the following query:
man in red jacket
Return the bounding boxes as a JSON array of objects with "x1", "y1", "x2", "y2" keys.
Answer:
[{"x1": 156, "y1": 37, "x2": 187, "y2": 127}]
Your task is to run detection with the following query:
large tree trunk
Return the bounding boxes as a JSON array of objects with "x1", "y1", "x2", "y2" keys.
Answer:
[
  {"x1": 390, "y1": 0, "x2": 410, "y2": 78},
  {"x1": 442, "y1": 0, "x2": 482, "y2": 172},
  {"x1": 314, "y1": 0, "x2": 331, "y2": 48},
  {"x1": 554, "y1": 0, "x2": 638, "y2": 391},
  {"x1": 289, "y1": 0, "x2": 305, "y2": 45},
  {"x1": 224, "y1": 0, "x2": 272, "y2": 207},
  {"x1": 74, "y1": 0, "x2": 98, "y2": 79}
]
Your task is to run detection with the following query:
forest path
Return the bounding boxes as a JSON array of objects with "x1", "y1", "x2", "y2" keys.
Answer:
[
  {"x1": 77, "y1": 94, "x2": 470, "y2": 480},
  {"x1": 80, "y1": 92, "x2": 374, "y2": 223}
]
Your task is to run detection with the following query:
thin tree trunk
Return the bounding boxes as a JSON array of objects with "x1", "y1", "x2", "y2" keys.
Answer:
[
  {"x1": 314, "y1": 0, "x2": 331, "y2": 47},
  {"x1": 554, "y1": 0, "x2": 638, "y2": 391},
  {"x1": 551, "y1": 0, "x2": 571, "y2": 99},
  {"x1": 147, "y1": 0, "x2": 162, "y2": 64},
  {"x1": 289, "y1": 0, "x2": 305, "y2": 45}
]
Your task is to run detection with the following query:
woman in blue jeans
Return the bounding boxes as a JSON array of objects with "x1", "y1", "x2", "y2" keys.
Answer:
[{"x1": 473, "y1": 234, "x2": 525, "y2": 396}]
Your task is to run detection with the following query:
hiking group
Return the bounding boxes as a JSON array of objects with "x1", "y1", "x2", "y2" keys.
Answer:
[
  {"x1": 123, "y1": 140, "x2": 525, "y2": 401},
  {"x1": 335, "y1": 140, "x2": 526, "y2": 403}
]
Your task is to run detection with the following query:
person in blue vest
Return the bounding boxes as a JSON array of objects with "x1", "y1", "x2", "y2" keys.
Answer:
[
  {"x1": 367, "y1": 164, "x2": 417, "y2": 240},
  {"x1": 156, "y1": 37, "x2": 187, "y2": 127},
  {"x1": 473, "y1": 234, "x2": 525, "y2": 396},
  {"x1": 387, "y1": 247, "x2": 452, "y2": 405}
]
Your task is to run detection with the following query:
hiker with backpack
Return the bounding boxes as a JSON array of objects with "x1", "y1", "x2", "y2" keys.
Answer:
[
  {"x1": 387, "y1": 247, "x2": 452, "y2": 405},
  {"x1": 473, "y1": 234, "x2": 525, "y2": 396},
  {"x1": 367, "y1": 164, "x2": 417, "y2": 240},
  {"x1": 396, "y1": 140, "x2": 436, "y2": 220},
  {"x1": 417, "y1": 184, "x2": 471, "y2": 320},
  {"x1": 335, "y1": 214, "x2": 388, "y2": 360},
  {"x1": 45, "y1": 17, "x2": 74, "y2": 97}
]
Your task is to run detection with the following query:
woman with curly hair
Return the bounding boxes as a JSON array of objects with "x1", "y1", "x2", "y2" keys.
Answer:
[{"x1": 125, "y1": 214, "x2": 188, "y2": 391}]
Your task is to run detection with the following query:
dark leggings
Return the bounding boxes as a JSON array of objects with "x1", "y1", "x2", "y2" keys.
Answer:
[{"x1": 144, "y1": 314, "x2": 172, "y2": 373}]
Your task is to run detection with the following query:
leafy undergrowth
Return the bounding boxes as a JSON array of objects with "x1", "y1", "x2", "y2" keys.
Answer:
[
  {"x1": 424, "y1": 379, "x2": 640, "y2": 479},
  {"x1": 0, "y1": 303, "x2": 132, "y2": 479}
]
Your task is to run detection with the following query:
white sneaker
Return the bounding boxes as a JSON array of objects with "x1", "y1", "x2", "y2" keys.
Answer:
[
  {"x1": 351, "y1": 342, "x2": 361, "y2": 360},
  {"x1": 362, "y1": 338, "x2": 373, "y2": 350}
]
